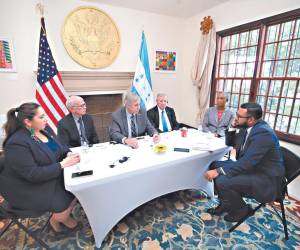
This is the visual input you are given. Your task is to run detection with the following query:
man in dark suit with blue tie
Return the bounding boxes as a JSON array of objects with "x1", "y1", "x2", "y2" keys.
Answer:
[
  {"x1": 204, "y1": 103, "x2": 285, "y2": 222},
  {"x1": 57, "y1": 96, "x2": 99, "y2": 147},
  {"x1": 147, "y1": 93, "x2": 180, "y2": 133}
]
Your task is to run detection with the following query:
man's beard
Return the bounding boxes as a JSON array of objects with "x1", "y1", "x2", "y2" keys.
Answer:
[{"x1": 236, "y1": 123, "x2": 249, "y2": 129}]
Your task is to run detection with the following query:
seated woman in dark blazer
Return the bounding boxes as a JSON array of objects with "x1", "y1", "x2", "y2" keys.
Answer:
[{"x1": 0, "y1": 102, "x2": 80, "y2": 233}]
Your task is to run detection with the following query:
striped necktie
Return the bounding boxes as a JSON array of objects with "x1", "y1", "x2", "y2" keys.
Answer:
[{"x1": 131, "y1": 114, "x2": 137, "y2": 137}]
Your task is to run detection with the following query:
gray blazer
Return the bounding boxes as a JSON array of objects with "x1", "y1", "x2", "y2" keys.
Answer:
[
  {"x1": 202, "y1": 107, "x2": 234, "y2": 137},
  {"x1": 110, "y1": 107, "x2": 157, "y2": 143}
]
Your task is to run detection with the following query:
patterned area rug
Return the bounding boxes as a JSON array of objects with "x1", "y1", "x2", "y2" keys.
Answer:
[{"x1": 1, "y1": 190, "x2": 300, "y2": 249}]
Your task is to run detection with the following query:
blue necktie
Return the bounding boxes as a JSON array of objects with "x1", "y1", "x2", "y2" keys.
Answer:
[{"x1": 161, "y1": 110, "x2": 169, "y2": 132}]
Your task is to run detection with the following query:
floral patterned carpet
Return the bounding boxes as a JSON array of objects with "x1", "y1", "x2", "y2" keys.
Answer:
[{"x1": 1, "y1": 190, "x2": 300, "y2": 250}]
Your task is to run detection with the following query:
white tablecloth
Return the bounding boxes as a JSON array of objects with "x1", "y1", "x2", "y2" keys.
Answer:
[{"x1": 64, "y1": 129, "x2": 229, "y2": 247}]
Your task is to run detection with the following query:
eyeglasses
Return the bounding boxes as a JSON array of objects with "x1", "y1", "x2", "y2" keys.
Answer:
[
  {"x1": 75, "y1": 103, "x2": 86, "y2": 108},
  {"x1": 236, "y1": 112, "x2": 250, "y2": 119}
]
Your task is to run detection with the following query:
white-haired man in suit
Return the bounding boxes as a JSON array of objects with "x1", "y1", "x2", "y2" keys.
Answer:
[{"x1": 110, "y1": 92, "x2": 160, "y2": 149}]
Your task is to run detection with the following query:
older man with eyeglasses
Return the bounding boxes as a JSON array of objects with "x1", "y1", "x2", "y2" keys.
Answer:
[{"x1": 57, "y1": 95, "x2": 99, "y2": 147}]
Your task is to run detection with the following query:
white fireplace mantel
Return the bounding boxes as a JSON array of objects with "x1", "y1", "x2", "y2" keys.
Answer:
[{"x1": 60, "y1": 71, "x2": 134, "y2": 95}]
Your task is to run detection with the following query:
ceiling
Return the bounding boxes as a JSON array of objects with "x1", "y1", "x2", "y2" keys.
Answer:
[{"x1": 84, "y1": 0, "x2": 229, "y2": 18}]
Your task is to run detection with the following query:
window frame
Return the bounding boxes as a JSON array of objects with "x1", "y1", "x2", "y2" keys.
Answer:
[{"x1": 211, "y1": 8, "x2": 300, "y2": 145}]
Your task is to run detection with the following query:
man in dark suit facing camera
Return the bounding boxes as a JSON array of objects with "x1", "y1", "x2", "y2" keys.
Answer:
[
  {"x1": 57, "y1": 96, "x2": 99, "y2": 147},
  {"x1": 147, "y1": 93, "x2": 180, "y2": 133},
  {"x1": 204, "y1": 102, "x2": 285, "y2": 222}
]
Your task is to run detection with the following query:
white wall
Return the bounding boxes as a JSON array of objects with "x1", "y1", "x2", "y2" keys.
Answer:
[
  {"x1": 180, "y1": 0, "x2": 300, "y2": 127},
  {"x1": 0, "y1": 0, "x2": 184, "y2": 116}
]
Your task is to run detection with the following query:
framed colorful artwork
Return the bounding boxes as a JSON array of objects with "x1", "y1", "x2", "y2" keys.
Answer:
[
  {"x1": 0, "y1": 38, "x2": 16, "y2": 72},
  {"x1": 154, "y1": 50, "x2": 176, "y2": 73}
]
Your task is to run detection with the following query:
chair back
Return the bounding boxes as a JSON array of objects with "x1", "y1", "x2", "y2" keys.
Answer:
[{"x1": 281, "y1": 146, "x2": 300, "y2": 184}]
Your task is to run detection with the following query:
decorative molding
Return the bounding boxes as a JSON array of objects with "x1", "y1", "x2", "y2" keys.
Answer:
[{"x1": 59, "y1": 71, "x2": 134, "y2": 94}]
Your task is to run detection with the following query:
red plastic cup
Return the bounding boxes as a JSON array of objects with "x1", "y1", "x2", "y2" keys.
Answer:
[{"x1": 181, "y1": 127, "x2": 188, "y2": 137}]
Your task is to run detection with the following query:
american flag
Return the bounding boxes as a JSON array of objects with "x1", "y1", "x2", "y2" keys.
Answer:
[{"x1": 36, "y1": 17, "x2": 69, "y2": 132}]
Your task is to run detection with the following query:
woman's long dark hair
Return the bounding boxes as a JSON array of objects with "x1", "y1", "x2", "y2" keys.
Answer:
[{"x1": 3, "y1": 102, "x2": 40, "y2": 147}]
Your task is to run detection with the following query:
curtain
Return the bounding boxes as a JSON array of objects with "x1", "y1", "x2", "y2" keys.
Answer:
[{"x1": 191, "y1": 25, "x2": 216, "y2": 125}]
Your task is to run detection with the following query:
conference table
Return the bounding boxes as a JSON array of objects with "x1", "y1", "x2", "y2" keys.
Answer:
[{"x1": 64, "y1": 129, "x2": 230, "y2": 248}]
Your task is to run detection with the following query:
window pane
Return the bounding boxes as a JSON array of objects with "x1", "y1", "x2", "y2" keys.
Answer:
[
  {"x1": 228, "y1": 64, "x2": 236, "y2": 77},
  {"x1": 224, "y1": 80, "x2": 232, "y2": 93},
  {"x1": 230, "y1": 34, "x2": 239, "y2": 49},
  {"x1": 274, "y1": 60, "x2": 287, "y2": 77},
  {"x1": 257, "y1": 80, "x2": 269, "y2": 95},
  {"x1": 275, "y1": 115, "x2": 289, "y2": 132},
  {"x1": 280, "y1": 21, "x2": 294, "y2": 40},
  {"x1": 247, "y1": 46, "x2": 257, "y2": 62},
  {"x1": 277, "y1": 41, "x2": 290, "y2": 60},
  {"x1": 295, "y1": 19, "x2": 300, "y2": 39},
  {"x1": 293, "y1": 99, "x2": 300, "y2": 117},
  {"x1": 262, "y1": 61, "x2": 274, "y2": 77},
  {"x1": 269, "y1": 80, "x2": 282, "y2": 96},
  {"x1": 266, "y1": 97, "x2": 279, "y2": 113},
  {"x1": 217, "y1": 80, "x2": 224, "y2": 91},
  {"x1": 289, "y1": 117, "x2": 300, "y2": 135},
  {"x1": 249, "y1": 29, "x2": 259, "y2": 45},
  {"x1": 222, "y1": 36, "x2": 230, "y2": 50},
  {"x1": 291, "y1": 39, "x2": 300, "y2": 58},
  {"x1": 230, "y1": 94, "x2": 239, "y2": 108},
  {"x1": 236, "y1": 48, "x2": 246, "y2": 63},
  {"x1": 264, "y1": 43, "x2": 277, "y2": 60},
  {"x1": 256, "y1": 95, "x2": 266, "y2": 108},
  {"x1": 265, "y1": 112, "x2": 276, "y2": 128},
  {"x1": 240, "y1": 94, "x2": 249, "y2": 104},
  {"x1": 267, "y1": 24, "x2": 280, "y2": 43},
  {"x1": 239, "y1": 32, "x2": 249, "y2": 47},
  {"x1": 229, "y1": 50, "x2": 237, "y2": 63},
  {"x1": 235, "y1": 63, "x2": 245, "y2": 77},
  {"x1": 287, "y1": 59, "x2": 300, "y2": 77},
  {"x1": 282, "y1": 80, "x2": 297, "y2": 98},
  {"x1": 241, "y1": 80, "x2": 251, "y2": 93},
  {"x1": 278, "y1": 98, "x2": 293, "y2": 115},
  {"x1": 232, "y1": 80, "x2": 241, "y2": 93},
  {"x1": 245, "y1": 62, "x2": 255, "y2": 77}
]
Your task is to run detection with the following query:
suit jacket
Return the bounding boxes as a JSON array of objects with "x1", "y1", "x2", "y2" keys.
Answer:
[
  {"x1": 220, "y1": 120, "x2": 285, "y2": 202},
  {"x1": 110, "y1": 107, "x2": 157, "y2": 143},
  {"x1": 202, "y1": 107, "x2": 234, "y2": 137},
  {"x1": 147, "y1": 106, "x2": 180, "y2": 133},
  {"x1": 57, "y1": 113, "x2": 99, "y2": 147},
  {"x1": 0, "y1": 128, "x2": 69, "y2": 211}
]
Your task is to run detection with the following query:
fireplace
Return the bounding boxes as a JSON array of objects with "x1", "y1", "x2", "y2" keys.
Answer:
[{"x1": 60, "y1": 71, "x2": 134, "y2": 142}]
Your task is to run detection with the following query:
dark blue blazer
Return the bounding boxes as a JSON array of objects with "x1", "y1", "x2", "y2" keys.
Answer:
[
  {"x1": 220, "y1": 120, "x2": 285, "y2": 202},
  {"x1": 0, "y1": 128, "x2": 69, "y2": 211},
  {"x1": 57, "y1": 113, "x2": 99, "y2": 147},
  {"x1": 147, "y1": 106, "x2": 180, "y2": 133}
]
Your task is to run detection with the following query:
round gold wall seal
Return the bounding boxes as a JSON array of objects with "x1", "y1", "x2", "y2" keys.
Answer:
[{"x1": 62, "y1": 6, "x2": 121, "y2": 69}]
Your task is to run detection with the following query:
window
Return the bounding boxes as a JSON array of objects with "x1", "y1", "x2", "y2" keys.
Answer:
[{"x1": 212, "y1": 9, "x2": 300, "y2": 144}]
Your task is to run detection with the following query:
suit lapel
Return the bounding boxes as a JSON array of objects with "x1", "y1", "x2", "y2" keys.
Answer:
[
  {"x1": 30, "y1": 134, "x2": 56, "y2": 163},
  {"x1": 121, "y1": 108, "x2": 129, "y2": 136},
  {"x1": 68, "y1": 114, "x2": 81, "y2": 142},
  {"x1": 154, "y1": 106, "x2": 160, "y2": 128}
]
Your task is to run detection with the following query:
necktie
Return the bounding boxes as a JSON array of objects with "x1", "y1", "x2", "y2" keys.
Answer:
[
  {"x1": 131, "y1": 114, "x2": 137, "y2": 137},
  {"x1": 161, "y1": 110, "x2": 169, "y2": 132},
  {"x1": 78, "y1": 117, "x2": 89, "y2": 145},
  {"x1": 240, "y1": 130, "x2": 248, "y2": 152}
]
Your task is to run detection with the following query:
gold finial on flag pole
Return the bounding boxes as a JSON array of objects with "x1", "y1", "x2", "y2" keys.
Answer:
[{"x1": 36, "y1": 2, "x2": 45, "y2": 17}]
